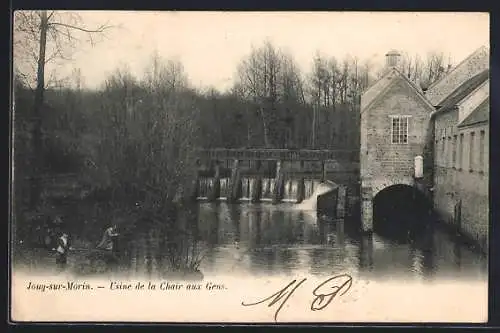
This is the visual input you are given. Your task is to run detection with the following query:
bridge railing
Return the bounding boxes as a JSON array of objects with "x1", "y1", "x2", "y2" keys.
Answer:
[{"x1": 195, "y1": 148, "x2": 359, "y2": 162}]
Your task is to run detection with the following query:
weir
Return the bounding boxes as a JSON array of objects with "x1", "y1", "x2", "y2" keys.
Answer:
[
  {"x1": 196, "y1": 176, "x2": 350, "y2": 222},
  {"x1": 197, "y1": 177, "x2": 322, "y2": 203},
  {"x1": 194, "y1": 148, "x2": 359, "y2": 215}
]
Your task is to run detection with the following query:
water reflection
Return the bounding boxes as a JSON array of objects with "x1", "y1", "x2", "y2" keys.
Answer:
[{"x1": 102, "y1": 202, "x2": 487, "y2": 281}]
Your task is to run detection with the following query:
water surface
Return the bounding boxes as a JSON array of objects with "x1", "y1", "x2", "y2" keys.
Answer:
[{"x1": 122, "y1": 201, "x2": 487, "y2": 282}]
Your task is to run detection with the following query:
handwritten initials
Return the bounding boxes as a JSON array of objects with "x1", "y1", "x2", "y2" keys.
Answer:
[
  {"x1": 311, "y1": 274, "x2": 353, "y2": 311},
  {"x1": 241, "y1": 274, "x2": 353, "y2": 322},
  {"x1": 241, "y1": 278, "x2": 307, "y2": 322}
]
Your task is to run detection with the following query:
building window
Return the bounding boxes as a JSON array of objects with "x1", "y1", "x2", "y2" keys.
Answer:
[
  {"x1": 391, "y1": 116, "x2": 409, "y2": 144},
  {"x1": 446, "y1": 136, "x2": 453, "y2": 168},
  {"x1": 441, "y1": 137, "x2": 445, "y2": 166},
  {"x1": 479, "y1": 130, "x2": 485, "y2": 173},
  {"x1": 469, "y1": 131, "x2": 475, "y2": 172},
  {"x1": 452, "y1": 135, "x2": 457, "y2": 168},
  {"x1": 459, "y1": 133, "x2": 464, "y2": 170}
]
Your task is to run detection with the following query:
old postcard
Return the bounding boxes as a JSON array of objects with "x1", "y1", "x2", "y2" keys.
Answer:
[{"x1": 10, "y1": 11, "x2": 489, "y2": 323}]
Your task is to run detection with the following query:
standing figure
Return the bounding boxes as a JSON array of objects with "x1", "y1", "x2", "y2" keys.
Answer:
[
  {"x1": 55, "y1": 233, "x2": 70, "y2": 270},
  {"x1": 46, "y1": 215, "x2": 66, "y2": 250},
  {"x1": 97, "y1": 224, "x2": 119, "y2": 251},
  {"x1": 96, "y1": 224, "x2": 120, "y2": 266}
]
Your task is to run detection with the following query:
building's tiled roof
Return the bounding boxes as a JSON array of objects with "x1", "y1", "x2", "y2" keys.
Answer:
[
  {"x1": 425, "y1": 45, "x2": 489, "y2": 106},
  {"x1": 458, "y1": 98, "x2": 489, "y2": 128},
  {"x1": 360, "y1": 68, "x2": 397, "y2": 111},
  {"x1": 361, "y1": 67, "x2": 434, "y2": 113},
  {"x1": 436, "y1": 69, "x2": 489, "y2": 112}
]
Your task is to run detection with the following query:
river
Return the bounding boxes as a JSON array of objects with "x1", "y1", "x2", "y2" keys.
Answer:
[
  {"x1": 117, "y1": 200, "x2": 487, "y2": 282},
  {"x1": 13, "y1": 198, "x2": 487, "y2": 283}
]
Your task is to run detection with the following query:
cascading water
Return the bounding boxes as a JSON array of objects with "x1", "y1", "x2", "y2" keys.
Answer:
[
  {"x1": 295, "y1": 181, "x2": 337, "y2": 211},
  {"x1": 197, "y1": 178, "x2": 214, "y2": 199},
  {"x1": 240, "y1": 177, "x2": 252, "y2": 201},
  {"x1": 282, "y1": 179, "x2": 299, "y2": 202},
  {"x1": 304, "y1": 179, "x2": 322, "y2": 198},
  {"x1": 261, "y1": 178, "x2": 274, "y2": 202},
  {"x1": 198, "y1": 176, "x2": 332, "y2": 206},
  {"x1": 219, "y1": 178, "x2": 230, "y2": 200}
]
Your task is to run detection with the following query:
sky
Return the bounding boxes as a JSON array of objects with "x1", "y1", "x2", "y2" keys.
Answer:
[{"x1": 19, "y1": 11, "x2": 489, "y2": 92}]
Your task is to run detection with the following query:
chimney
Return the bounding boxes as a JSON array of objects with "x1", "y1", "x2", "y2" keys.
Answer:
[{"x1": 385, "y1": 49, "x2": 401, "y2": 68}]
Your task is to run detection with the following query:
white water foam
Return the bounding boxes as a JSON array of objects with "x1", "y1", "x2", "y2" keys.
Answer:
[{"x1": 294, "y1": 181, "x2": 337, "y2": 211}]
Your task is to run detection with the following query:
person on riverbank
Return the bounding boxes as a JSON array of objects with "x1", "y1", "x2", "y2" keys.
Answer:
[
  {"x1": 55, "y1": 232, "x2": 70, "y2": 270},
  {"x1": 96, "y1": 224, "x2": 119, "y2": 252},
  {"x1": 96, "y1": 224, "x2": 120, "y2": 269}
]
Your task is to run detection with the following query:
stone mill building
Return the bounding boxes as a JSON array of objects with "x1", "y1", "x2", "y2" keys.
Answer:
[{"x1": 359, "y1": 46, "x2": 489, "y2": 253}]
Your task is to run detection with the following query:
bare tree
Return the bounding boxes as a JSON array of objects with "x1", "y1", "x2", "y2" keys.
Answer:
[
  {"x1": 71, "y1": 67, "x2": 84, "y2": 91},
  {"x1": 13, "y1": 10, "x2": 112, "y2": 208},
  {"x1": 422, "y1": 51, "x2": 453, "y2": 86},
  {"x1": 95, "y1": 54, "x2": 198, "y2": 209},
  {"x1": 359, "y1": 58, "x2": 374, "y2": 93},
  {"x1": 234, "y1": 41, "x2": 293, "y2": 147},
  {"x1": 347, "y1": 55, "x2": 360, "y2": 103},
  {"x1": 308, "y1": 52, "x2": 330, "y2": 147},
  {"x1": 327, "y1": 57, "x2": 340, "y2": 109},
  {"x1": 338, "y1": 58, "x2": 350, "y2": 104},
  {"x1": 394, "y1": 51, "x2": 452, "y2": 87},
  {"x1": 278, "y1": 51, "x2": 305, "y2": 105},
  {"x1": 277, "y1": 51, "x2": 305, "y2": 147}
]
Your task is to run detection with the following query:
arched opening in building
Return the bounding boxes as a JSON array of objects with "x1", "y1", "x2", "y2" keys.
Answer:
[{"x1": 373, "y1": 184, "x2": 434, "y2": 244}]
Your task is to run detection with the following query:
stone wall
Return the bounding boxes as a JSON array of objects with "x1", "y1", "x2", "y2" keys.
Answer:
[
  {"x1": 433, "y1": 109, "x2": 489, "y2": 252},
  {"x1": 360, "y1": 75, "x2": 433, "y2": 231},
  {"x1": 317, "y1": 187, "x2": 339, "y2": 217},
  {"x1": 432, "y1": 108, "x2": 459, "y2": 224}
]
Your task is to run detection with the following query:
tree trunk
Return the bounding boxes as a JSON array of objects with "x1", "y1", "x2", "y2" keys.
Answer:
[
  {"x1": 312, "y1": 105, "x2": 317, "y2": 149},
  {"x1": 30, "y1": 11, "x2": 48, "y2": 209},
  {"x1": 259, "y1": 107, "x2": 270, "y2": 148}
]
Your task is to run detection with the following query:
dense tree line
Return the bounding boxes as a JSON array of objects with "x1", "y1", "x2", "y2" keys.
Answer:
[
  {"x1": 14, "y1": 41, "x2": 453, "y2": 200},
  {"x1": 13, "y1": 11, "x2": 453, "y2": 250}
]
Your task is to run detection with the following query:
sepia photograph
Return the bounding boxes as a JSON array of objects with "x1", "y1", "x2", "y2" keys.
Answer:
[{"x1": 10, "y1": 11, "x2": 489, "y2": 323}]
